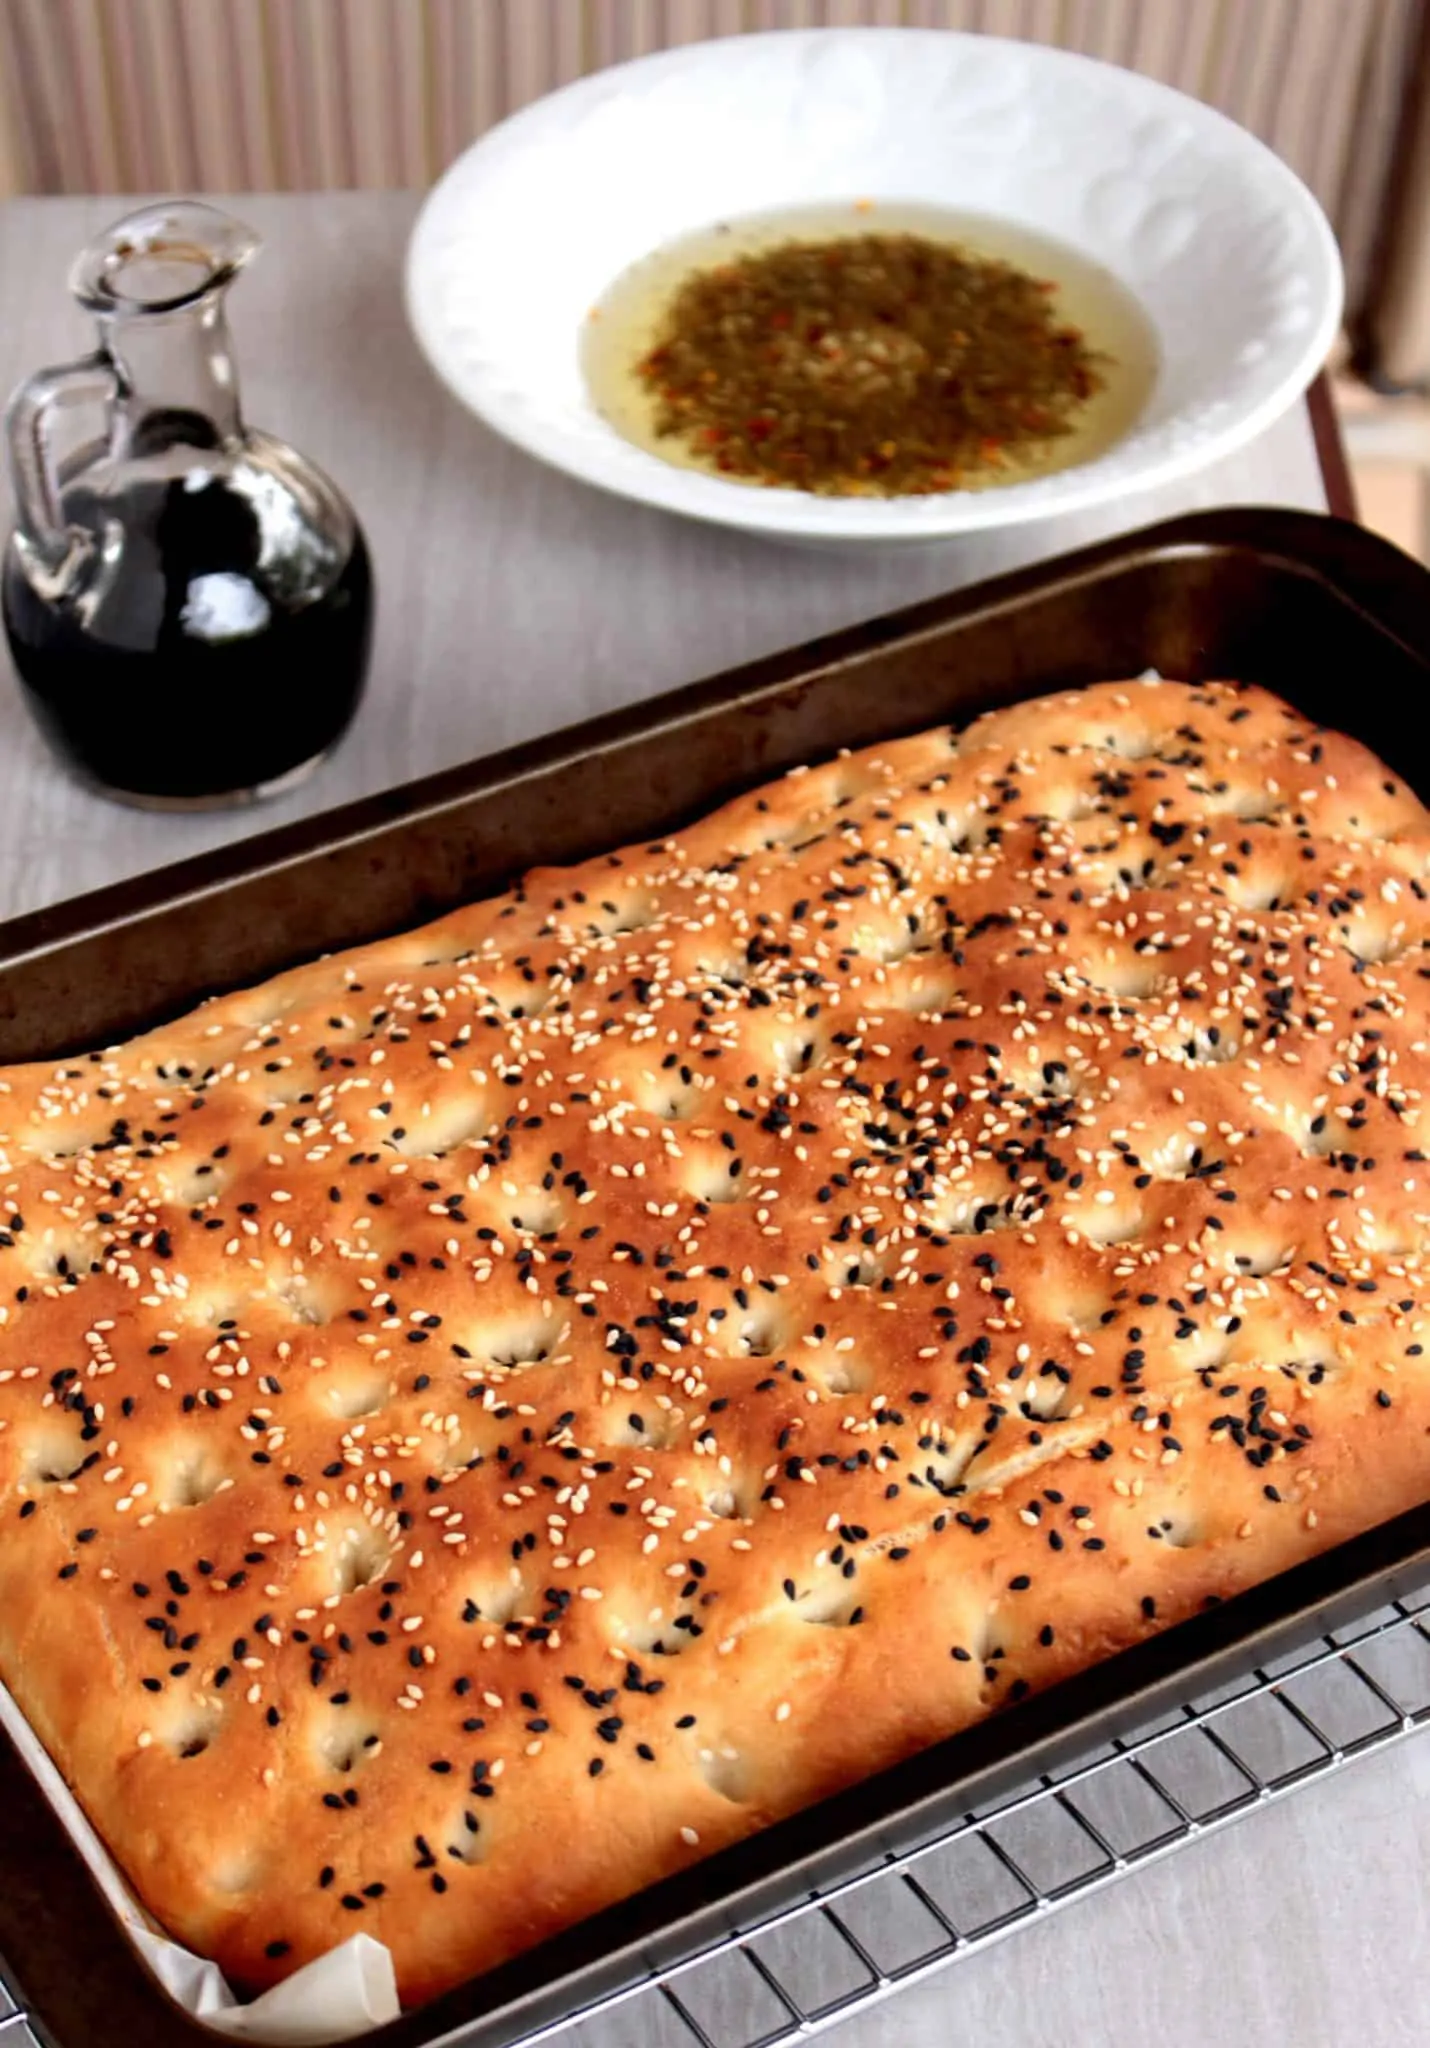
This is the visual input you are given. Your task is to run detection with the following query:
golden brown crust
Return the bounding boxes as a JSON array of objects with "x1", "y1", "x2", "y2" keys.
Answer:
[{"x1": 3, "y1": 677, "x2": 1430, "y2": 2006}]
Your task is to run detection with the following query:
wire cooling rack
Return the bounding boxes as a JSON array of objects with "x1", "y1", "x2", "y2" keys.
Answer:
[
  {"x1": 529, "y1": 1576, "x2": 1430, "y2": 2048},
  {"x1": 5, "y1": 1582, "x2": 1430, "y2": 2048}
]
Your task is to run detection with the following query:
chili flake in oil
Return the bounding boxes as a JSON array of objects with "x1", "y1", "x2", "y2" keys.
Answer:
[{"x1": 633, "y1": 231, "x2": 1109, "y2": 496}]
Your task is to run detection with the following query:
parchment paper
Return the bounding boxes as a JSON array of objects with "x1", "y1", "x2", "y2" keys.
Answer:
[{"x1": 0, "y1": 1678, "x2": 400, "y2": 2045}]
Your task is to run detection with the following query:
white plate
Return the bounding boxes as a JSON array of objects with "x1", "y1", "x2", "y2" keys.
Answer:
[{"x1": 405, "y1": 29, "x2": 1342, "y2": 548}]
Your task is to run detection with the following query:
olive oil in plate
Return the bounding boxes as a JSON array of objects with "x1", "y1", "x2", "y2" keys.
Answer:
[{"x1": 582, "y1": 201, "x2": 1159, "y2": 497}]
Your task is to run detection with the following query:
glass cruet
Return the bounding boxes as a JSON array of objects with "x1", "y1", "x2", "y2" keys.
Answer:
[{"x1": 2, "y1": 200, "x2": 373, "y2": 810}]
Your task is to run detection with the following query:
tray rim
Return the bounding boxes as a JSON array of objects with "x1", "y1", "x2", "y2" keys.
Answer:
[
  {"x1": 4, "y1": 501, "x2": 1430, "y2": 2048},
  {"x1": 2, "y1": 505, "x2": 1420, "y2": 983}
]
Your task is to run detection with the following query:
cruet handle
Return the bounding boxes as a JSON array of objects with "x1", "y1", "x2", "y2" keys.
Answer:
[{"x1": 4, "y1": 351, "x2": 119, "y2": 583}]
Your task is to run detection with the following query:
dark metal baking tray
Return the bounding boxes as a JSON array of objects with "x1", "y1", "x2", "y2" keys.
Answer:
[{"x1": 5, "y1": 505, "x2": 1430, "y2": 2048}]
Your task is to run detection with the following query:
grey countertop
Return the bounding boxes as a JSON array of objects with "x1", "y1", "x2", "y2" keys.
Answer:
[{"x1": 2, "y1": 192, "x2": 1424, "y2": 2048}]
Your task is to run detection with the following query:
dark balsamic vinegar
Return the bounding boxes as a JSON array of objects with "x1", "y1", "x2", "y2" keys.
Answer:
[{"x1": 3, "y1": 469, "x2": 373, "y2": 807}]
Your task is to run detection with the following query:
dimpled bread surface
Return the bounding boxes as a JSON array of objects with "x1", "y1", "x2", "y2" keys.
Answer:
[{"x1": 3, "y1": 677, "x2": 1430, "y2": 2006}]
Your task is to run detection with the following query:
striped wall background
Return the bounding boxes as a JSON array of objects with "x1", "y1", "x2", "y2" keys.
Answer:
[{"x1": 0, "y1": 0, "x2": 1421, "y2": 310}]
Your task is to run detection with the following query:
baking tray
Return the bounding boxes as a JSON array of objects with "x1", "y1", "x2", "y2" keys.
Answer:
[{"x1": 5, "y1": 504, "x2": 1430, "y2": 2048}]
